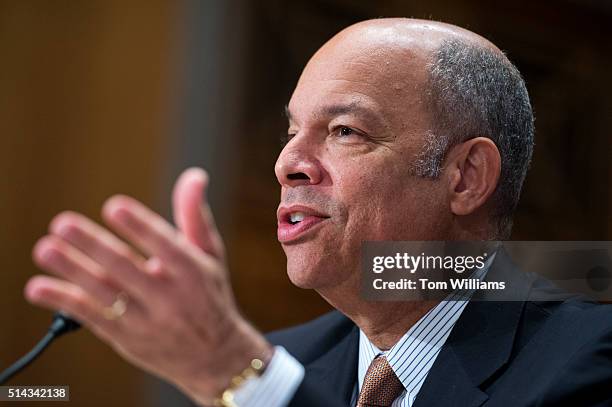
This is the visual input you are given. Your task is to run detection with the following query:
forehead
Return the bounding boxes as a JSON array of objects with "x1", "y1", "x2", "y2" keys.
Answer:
[{"x1": 287, "y1": 34, "x2": 430, "y2": 127}]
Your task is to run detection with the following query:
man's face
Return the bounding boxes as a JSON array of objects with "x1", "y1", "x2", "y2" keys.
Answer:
[{"x1": 275, "y1": 30, "x2": 450, "y2": 292}]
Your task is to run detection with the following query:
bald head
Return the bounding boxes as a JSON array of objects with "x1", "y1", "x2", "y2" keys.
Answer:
[
  {"x1": 303, "y1": 18, "x2": 505, "y2": 90},
  {"x1": 322, "y1": 18, "x2": 501, "y2": 55}
]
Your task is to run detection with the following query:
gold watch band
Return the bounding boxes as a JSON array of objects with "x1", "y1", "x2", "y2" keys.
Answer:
[{"x1": 213, "y1": 358, "x2": 267, "y2": 407}]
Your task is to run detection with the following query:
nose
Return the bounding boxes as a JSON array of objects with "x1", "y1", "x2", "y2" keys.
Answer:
[{"x1": 275, "y1": 135, "x2": 324, "y2": 187}]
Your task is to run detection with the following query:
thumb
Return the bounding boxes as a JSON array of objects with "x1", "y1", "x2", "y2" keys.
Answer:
[{"x1": 172, "y1": 167, "x2": 225, "y2": 260}]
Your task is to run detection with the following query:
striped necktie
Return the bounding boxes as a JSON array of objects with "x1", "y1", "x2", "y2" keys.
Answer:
[{"x1": 357, "y1": 355, "x2": 404, "y2": 407}]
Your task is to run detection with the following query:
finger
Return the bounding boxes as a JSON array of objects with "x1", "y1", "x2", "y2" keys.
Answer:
[
  {"x1": 24, "y1": 275, "x2": 121, "y2": 342},
  {"x1": 172, "y1": 168, "x2": 225, "y2": 259},
  {"x1": 49, "y1": 211, "x2": 163, "y2": 303},
  {"x1": 33, "y1": 235, "x2": 120, "y2": 307},
  {"x1": 102, "y1": 195, "x2": 214, "y2": 276}
]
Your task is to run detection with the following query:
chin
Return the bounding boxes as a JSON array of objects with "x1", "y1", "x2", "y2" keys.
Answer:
[
  {"x1": 285, "y1": 256, "x2": 326, "y2": 289},
  {"x1": 284, "y1": 246, "x2": 348, "y2": 290}
]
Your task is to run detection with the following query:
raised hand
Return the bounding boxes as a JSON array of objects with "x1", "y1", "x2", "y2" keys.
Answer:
[{"x1": 24, "y1": 167, "x2": 272, "y2": 405}]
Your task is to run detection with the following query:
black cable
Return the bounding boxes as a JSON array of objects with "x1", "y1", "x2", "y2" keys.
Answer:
[{"x1": 0, "y1": 312, "x2": 81, "y2": 385}]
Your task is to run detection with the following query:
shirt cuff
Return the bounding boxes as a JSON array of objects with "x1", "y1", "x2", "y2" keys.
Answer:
[{"x1": 232, "y1": 346, "x2": 305, "y2": 407}]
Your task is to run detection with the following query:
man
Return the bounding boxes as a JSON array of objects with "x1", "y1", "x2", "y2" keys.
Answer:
[{"x1": 24, "y1": 18, "x2": 611, "y2": 406}]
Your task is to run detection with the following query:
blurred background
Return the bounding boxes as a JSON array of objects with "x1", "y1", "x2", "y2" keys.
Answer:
[{"x1": 0, "y1": 0, "x2": 610, "y2": 405}]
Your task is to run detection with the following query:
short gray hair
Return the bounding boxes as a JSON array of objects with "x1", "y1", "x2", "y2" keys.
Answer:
[{"x1": 414, "y1": 38, "x2": 535, "y2": 238}]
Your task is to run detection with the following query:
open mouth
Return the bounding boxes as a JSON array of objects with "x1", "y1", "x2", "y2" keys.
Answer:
[
  {"x1": 277, "y1": 207, "x2": 330, "y2": 243},
  {"x1": 288, "y1": 212, "x2": 306, "y2": 225}
]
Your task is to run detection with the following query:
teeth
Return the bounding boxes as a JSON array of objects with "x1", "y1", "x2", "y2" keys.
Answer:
[{"x1": 290, "y1": 212, "x2": 305, "y2": 223}]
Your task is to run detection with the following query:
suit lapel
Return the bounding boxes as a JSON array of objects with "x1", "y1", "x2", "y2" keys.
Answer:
[
  {"x1": 413, "y1": 345, "x2": 489, "y2": 407},
  {"x1": 413, "y1": 249, "x2": 534, "y2": 407},
  {"x1": 303, "y1": 322, "x2": 360, "y2": 404}
]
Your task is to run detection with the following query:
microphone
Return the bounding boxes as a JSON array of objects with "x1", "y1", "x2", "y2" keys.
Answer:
[{"x1": 0, "y1": 312, "x2": 81, "y2": 384}]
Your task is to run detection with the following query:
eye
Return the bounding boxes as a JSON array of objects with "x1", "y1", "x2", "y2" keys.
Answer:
[
  {"x1": 339, "y1": 127, "x2": 354, "y2": 137},
  {"x1": 332, "y1": 126, "x2": 361, "y2": 138}
]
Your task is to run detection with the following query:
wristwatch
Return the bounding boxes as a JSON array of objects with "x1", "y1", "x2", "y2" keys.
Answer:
[{"x1": 213, "y1": 357, "x2": 268, "y2": 407}]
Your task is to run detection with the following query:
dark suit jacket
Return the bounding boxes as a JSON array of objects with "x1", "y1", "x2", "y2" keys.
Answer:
[{"x1": 267, "y1": 250, "x2": 612, "y2": 406}]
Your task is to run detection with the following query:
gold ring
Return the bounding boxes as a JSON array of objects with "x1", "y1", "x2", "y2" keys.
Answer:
[{"x1": 102, "y1": 291, "x2": 129, "y2": 321}]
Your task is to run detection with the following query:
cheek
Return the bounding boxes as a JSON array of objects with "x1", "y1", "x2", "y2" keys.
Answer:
[{"x1": 338, "y1": 167, "x2": 446, "y2": 241}]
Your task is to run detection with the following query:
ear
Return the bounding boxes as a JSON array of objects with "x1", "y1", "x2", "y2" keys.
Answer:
[{"x1": 446, "y1": 137, "x2": 501, "y2": 216}]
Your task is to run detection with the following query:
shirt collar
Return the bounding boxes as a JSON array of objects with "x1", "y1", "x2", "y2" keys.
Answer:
[{"x1": 357, "y1": 252, "x2": 496, "y2": 401}]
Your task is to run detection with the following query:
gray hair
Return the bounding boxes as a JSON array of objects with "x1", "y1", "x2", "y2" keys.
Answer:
[{"x1": 414, "y1": 38, "x2": 535, "y2": 238}]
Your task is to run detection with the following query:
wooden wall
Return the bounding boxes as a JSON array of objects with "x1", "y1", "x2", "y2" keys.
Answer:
[{"x1": 0, "y1": 1, "x2": 182, "y2": 405}]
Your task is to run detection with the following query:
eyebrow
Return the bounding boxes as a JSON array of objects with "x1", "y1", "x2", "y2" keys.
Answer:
[{"x1": 284, "y1": 101, "x2": 386, "y2": 129}]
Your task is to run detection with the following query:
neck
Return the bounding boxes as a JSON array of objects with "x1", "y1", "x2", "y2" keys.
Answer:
[
  {"x1": 356, "y1": 302, "x2": 438, "y2": 350},
  {"x1": 319, "y1": 285, "x2": 437, "y2": 349}
]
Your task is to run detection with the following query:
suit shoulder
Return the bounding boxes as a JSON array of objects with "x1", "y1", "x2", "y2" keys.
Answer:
[
  {"x1": 488, "y1": 300, "x2": 612, "y2": 405},
  {"x1": 521, "y1": 272, "x2": 612, "y2": 340},
  {"x1": 265, "y1": 311, "x2": 355, "y2": 363},
  {"x1": 561, "y1": 300, "x2": 612, "y2": 337},
  {"x1": 536, "y1": 298, "x2": 612, "y2": 326},
  {"x1": 530, "y1": 301, "x2": 612, "y2": 405},
  {"x1": 524, "y1": 299, "x2": 612, "y2": 350}
]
